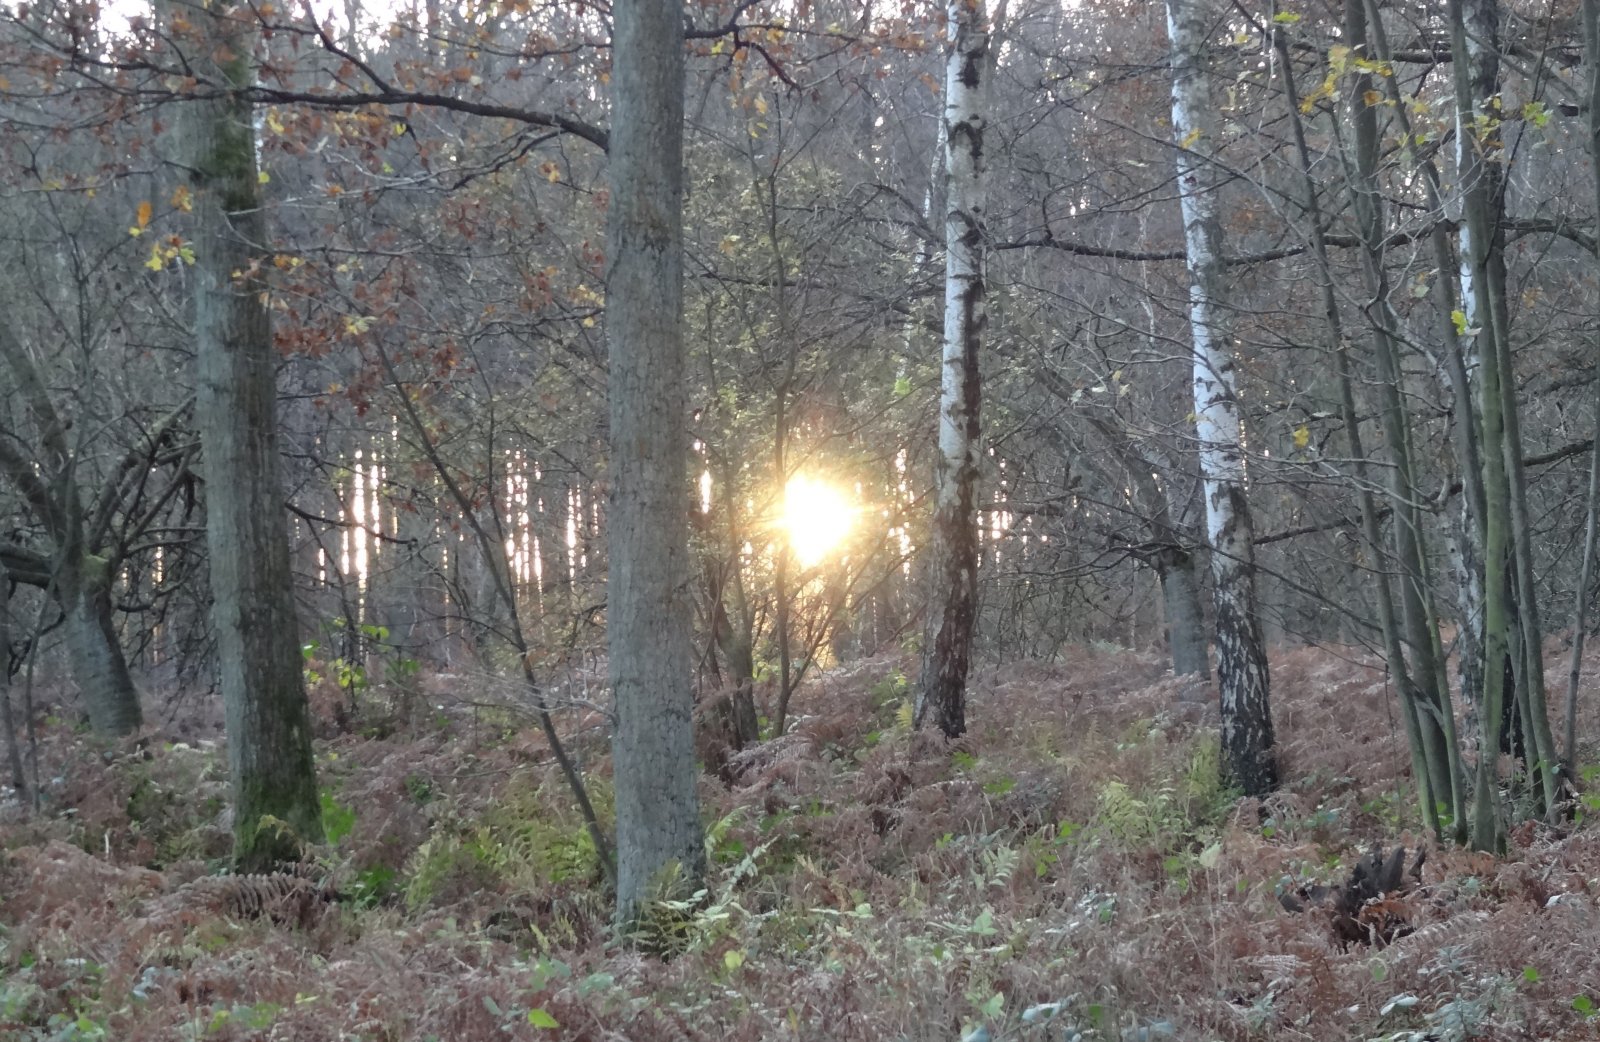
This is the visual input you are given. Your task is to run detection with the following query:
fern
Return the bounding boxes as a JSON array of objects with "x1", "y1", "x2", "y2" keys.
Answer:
[
  {"x1": 978, "y1": 844, "x2": 1020, "y2": 890},
  {"x1": 1179, "y1": 736, "x2": 1231, "y2": 823},
  {"x1": 632, "y1": 832, "x2": 776, "y2": 956},
  {"x1": 1096, "y1": 780, "x2": 1159, "y2": 846},
  {"x1": 401, "y1": 831, "x2": 461, "y2": 912}
]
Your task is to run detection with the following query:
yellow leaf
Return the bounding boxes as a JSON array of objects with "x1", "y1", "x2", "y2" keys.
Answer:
[
  {"x1": 171, "y1": 184, "x2": 193, "y2": 213},
  {"x1": 258, "y1": 170, "x2": 271, "y2": 184},
  {"x1": 754, "y1": 94, "x2": 768, "y2": 115},
  {"x1": 265, "y1": 109, "x2": 285, "y2": 134},
  {"x1": 344, "y1": 315, "x2": 375, "y2": 334},
  {"x1": 144, "y1": 244, "x2": 164, "y2": 271},
  {"x1": 1363, "y1": 89, "x2": 1383, "y2": 107},
  {"x1": 136, "y1": 200, "x2": 152, "y2": 228},
  {"x1": 1179, "y1": 127, "x2": 1203, "y2": 149},
  {"x1": 1292, "y1": 425, "x2": 1310, "y2": 450}
]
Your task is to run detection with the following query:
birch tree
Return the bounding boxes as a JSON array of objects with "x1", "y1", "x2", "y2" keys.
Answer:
[
  {"x1": 917, "y1": 0, "x2": 991, "y2": 739},
  {"x1": 1165, "y1": 0, "x2": 1277, "y2": 795},
  {"x1": 174, "y1": 0, "x2": 324, "y2": 870},
  {"x1": 608, "y1": 0, "x2": 704, "y2": 925}
]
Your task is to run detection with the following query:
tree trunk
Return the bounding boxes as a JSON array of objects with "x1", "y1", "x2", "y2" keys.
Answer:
[
  {"x1": 1566, "y1": 0, "x2": 1600, "y2": 773},
  {"x1": 61, "y1": 555, "x2": 143, "y2": 737},
  {"x1": 178, "y1": 0, "x2": 324, "y2": 870},
  {"x1": 1166, "y1": 0, "x2": 1277, "y2": 795},
  {"x1": 699, "y1": 494, "x2": 761, "y2": 751},
  {"x1": 711, "y1": 569, "x2": 761, "y2": 746},
  {"x1": 1, "y1": 576, "x2": 25, "y2": 794},
  {"x1": 1339, "y1": 0, "x2": 1464, "y2": 833},
  {"x1": 1449, "y1": 0, "x2": 1560, "y2": 839},
  {"x1": 916, "y1": 0, "x2": 991, "y2": 740},
  {"x1": 608, "y1": 0, "x2": 704, "y2": 928},
  {"x1": 1157, "y1": 548, "x2": 1209, "y2": 678}
]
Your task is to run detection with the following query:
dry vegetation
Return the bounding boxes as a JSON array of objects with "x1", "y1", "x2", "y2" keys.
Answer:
[{"x1": 3, "y1": 643, "x2": 1600, "y2": 1041}]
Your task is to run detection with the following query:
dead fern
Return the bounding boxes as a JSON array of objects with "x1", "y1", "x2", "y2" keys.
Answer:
[{"x1": 146, "y1": 867, "x2": 334, "y2": 929}]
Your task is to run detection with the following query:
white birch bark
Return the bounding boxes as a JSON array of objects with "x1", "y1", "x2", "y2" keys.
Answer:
[
  {"x1": 1165, "y1": 0, "x2": 1277, "y2": 794},
  {"x1": 916, "y1": 0, "x2": 991, "y2": 738}
]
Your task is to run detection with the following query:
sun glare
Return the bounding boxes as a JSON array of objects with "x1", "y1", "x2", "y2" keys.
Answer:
[{"x1": 781, "y1": 476, "x2": 855, "y2": 568}]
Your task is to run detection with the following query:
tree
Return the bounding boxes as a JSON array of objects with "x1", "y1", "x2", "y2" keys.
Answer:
[
  {"x1": 917, "y1": 0, "x2": 992, "y2": 739},
  {"x1": 1271, "y1": 0, "x2": 1464, "y2": 838},
  {"x1": 1164, "y1": 0, "x2": 1277, "y2": 795},
  {"x1": 1448, "y1": 0, "x2": 1561, "y2": 843},
  {"x1": 0, "y1": 326, "x2": 153, "y2": 737},
  {"x1": 608, "y1": 0, "x2": 704, "y2": 925},
  {"x1": 173, "y1": 0, "x2": 324, "y2": 869}
]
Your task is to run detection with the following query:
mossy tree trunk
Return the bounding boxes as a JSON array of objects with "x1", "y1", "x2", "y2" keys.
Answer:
[{"x1": 175, "y1": 0, "x2": 323, "y2": 870}]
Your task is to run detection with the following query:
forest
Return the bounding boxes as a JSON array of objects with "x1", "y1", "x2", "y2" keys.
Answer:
[{"x1": 2, "y1": 0, "x2": 1600, "y2": 1038}]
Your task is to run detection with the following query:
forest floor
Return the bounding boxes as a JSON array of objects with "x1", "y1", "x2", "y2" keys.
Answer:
[{"x1": 3, "y1": 642, "x2": 1600, "y2": 1042}]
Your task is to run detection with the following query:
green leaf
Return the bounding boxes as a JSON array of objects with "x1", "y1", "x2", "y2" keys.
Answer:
[
  {"x1": 1523, "y1": 966, "x2": 1541, "y2": 982},
  {"x1": 527, "y1": 1008, "x2": 560, "y2": 1029},
  {"x1": 723, "y1": 950, "x2": 745, "y2": 972},
  {"x1": 1272, "y1": 10, "x2": 1300, "y2": 22},
  {"x1": 320, "y1": 791, "x2": 356, "y2": 846},
  {"x1": 1198, "y1": 841, "x2": 1223, "y2": 869},
  {"x1": 1574, "y1": 995, "x2": 1596, "y2": 1016},
  {"x1": 893, "y1": 375, "x2": 912, "y2": 398}
]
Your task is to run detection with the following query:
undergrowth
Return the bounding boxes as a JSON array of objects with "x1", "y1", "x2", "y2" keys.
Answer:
[{"x1": 2, "y1": 644, "x2": 1599, "y2": 1041}]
